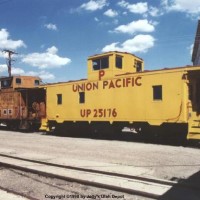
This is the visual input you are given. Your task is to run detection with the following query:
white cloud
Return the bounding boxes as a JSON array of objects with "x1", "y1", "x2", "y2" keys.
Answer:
[
  {"x1": 0, "y1": 63, "x2": 55, "y2": 80},
  {"x1": 0, "y1": 29, "x2": 26, "y2": 50},
  {"x1": 149, "y1": 6, "x2": 161, "y2": 17},
  {"x1": 118, "y1": 0, "x2": 128, "y2": 7},
  {"x1": 104, "y1": 9, "x2": 118, "y2": 17},
  {"x1": 102, "y1": 34, "x2": 155, "y2": 53},
  {"x1": 80, "y1": 0, "x2": 108, "y2": 11},
  {"x1": 47, "y1": 46, "x2": 57, "y2": 54},
  {"x1": 118, "y1": 0, "x2": 148, "y2": 14},
  {"x1": 0, "y1": 51, "x2": 6, "y2": 58},
  {"x1": 114, "y1": 19, "x2": 155, "y2": 34},
  {"x1": 0, "y1": 64, "x2": 7, "y2": 73},
  {"x1": 38, "y1": 71, "x2": 55, "y2": 80},
  {"x1": 162, "y1": 0, "x2": 200, "y2": 17},
  {"x1": 118, "y1": 1, "x2": 163, "y2": 17},
  {"x1": 102, "y1": 42, "x2": 121, "y2": 52},
  {"x1": 0, "y1": 65, "x2": 24, "y2": 75},
  {"x1": 27, "y1": 70, "x2": 55, "y2": 80},
  {"x1": 0, "y1": 57, "x2": 24, "y2": 76},
  {"x1": 189, "y1": 44, "x2": 194, "y2": 56},
  {"x1": 12, "y1": 67, "x2": 25, "y2": 75},
  {"x1": 22, "y1": 46, "x2": 71, "y2": 69},
  {"x1": 44, "y1": 23, "x2": 58, "y2": 31},
  {"x1": 94, "y1": 17, "x2": 99, "y2": 22}
]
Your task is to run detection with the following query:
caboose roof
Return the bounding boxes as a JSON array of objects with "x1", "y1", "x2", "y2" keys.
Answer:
[
  {"x1": 116, "y1": 65, "x2": 200, "y2": 76},
  {"x1": 42, "y1": 65, "x2": 200, "y2": 87},
  {"x1": 0, "y1": 75, "x2": 41, "y2": 79},
  {"x1": 88, "y1": 51, "x2": 143, "y2": 61}
]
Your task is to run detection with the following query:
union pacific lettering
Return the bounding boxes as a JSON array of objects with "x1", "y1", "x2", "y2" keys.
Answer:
[
  {"x1": 72, "y1": 76, "x2": 142, "y2": 92},
  {"x1": 103, "y1": 76, "x2": 142, "y2": 89},
  {"x1": 72, "y1": 82, "x2": 98, "y2": 92}
]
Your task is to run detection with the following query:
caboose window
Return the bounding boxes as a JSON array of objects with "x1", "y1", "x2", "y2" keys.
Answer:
[
  {"x1": 1, "y1": 79, "x2": 11, "y2": 88},
  {"x1": 3, "y1": 109, "x2": 7, "y2": 115},
  {"x1": 79, "y1": 92, "x2": 85, "y2": 104},
  {"x1": 57, "y1": 94, "x2": 62, "y2": 105},
  {"x1": 134, "y1": 60, "x2": 142, "y2": 72},
  {"x1": 35, "y1": 80, "x2": 40, "y2": 86},
  {"x1": 16, "y1": 78, "x2": 21, "y2": 84},
  {"x1": 153, "y1": 85, "x2": 162, "y2": 100},
  {"x1": 92, "y1": 57, "x2": 109, "y2": 70},
  {"x1": 116, "y1": 56, "x2": 122, "y2": 69}
]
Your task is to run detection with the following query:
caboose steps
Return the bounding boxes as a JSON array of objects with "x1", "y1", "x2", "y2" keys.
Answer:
[
  {"x1": 188, "y1": 120, "x2": 200, "y2": 140},
  {"x1": 39, "y1": 118, "x2": 50, "y2": 132}
]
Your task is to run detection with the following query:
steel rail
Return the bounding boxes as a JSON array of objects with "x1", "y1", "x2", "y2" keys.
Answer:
[
  {"x1": 0, "y1": 153, "x2": 175, "y2": 185},
  {"x1": 0, "y1": 153, "x2": 199, "y2": 199},
  {"x1": 0, "y1": 185, "x2": 38, "y2": 200}
]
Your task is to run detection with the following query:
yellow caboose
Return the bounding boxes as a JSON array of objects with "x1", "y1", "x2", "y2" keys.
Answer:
[{"x1": 41, "y1": 51, "x2": 200, "y2": 141}]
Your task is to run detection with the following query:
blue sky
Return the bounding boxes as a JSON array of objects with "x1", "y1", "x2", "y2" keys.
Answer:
[{"x1": 0, "y1": 0, "x2": 199, "y2": 82}]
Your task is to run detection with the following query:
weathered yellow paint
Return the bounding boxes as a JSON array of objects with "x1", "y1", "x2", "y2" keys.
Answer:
[
  {"x1": 87, "y1": 51, "x2": 144, "y2": 81},
  {"x1": 40, "y1": 51, "x2": 200, "y2": 140},
  {"x1": 39, "y1": 118, "x2": 50, "y2": 132}
]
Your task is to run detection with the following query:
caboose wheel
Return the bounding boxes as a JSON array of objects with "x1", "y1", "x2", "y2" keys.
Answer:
[
  {"x1": 7, "y1": 122, "x2": 19, "y2": 131},
  {"x1": 19, "y1": 120, "x2": 31, "y2": 131}
]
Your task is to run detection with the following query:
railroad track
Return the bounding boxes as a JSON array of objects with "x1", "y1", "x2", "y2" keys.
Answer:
[
  {"x1": 0, "y1": 153, "x2": 199, "y2": 199},
  {"x1": 0, "y1": 185, "x2": 34, "y2": 200}
]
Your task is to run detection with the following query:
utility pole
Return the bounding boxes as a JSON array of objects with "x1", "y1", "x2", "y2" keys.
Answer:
[{"x1": 2, "y1": 49, "x2": 17, "y2": 77}]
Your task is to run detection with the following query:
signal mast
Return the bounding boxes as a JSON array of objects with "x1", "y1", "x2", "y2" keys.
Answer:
[{"x1": 2, "y1": 49, "x2": 17, "y2": 77}]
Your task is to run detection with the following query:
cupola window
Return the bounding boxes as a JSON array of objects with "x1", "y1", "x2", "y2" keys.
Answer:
[{"x1": 92, "y1": 57, "x2": 109, "y2": 70}]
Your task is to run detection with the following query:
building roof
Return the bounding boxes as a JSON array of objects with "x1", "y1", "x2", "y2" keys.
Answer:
[{"x1": 192, "y1": 20, "x2": 200, "y2": 63}]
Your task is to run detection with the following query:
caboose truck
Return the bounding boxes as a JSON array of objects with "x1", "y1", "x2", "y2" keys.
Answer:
[
  {"x1": 40, "y1": 51, "x2": 200, "y2": 142},
  {"x1": 0, "y1": 76, "x2": 46, "y2": 130}
]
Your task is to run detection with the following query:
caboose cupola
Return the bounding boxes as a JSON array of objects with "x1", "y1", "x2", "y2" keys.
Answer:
[
  {"x1": 87, "y1": 51, "x2": 144, "y2": 81},
  {"x1": 0, "y1": 76, "x2": 41, "y2": 90}
]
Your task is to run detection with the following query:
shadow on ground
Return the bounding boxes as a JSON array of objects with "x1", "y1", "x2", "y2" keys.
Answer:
[{"x1": 159, "y1": 170, "x2": 200, "y2": 200}]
